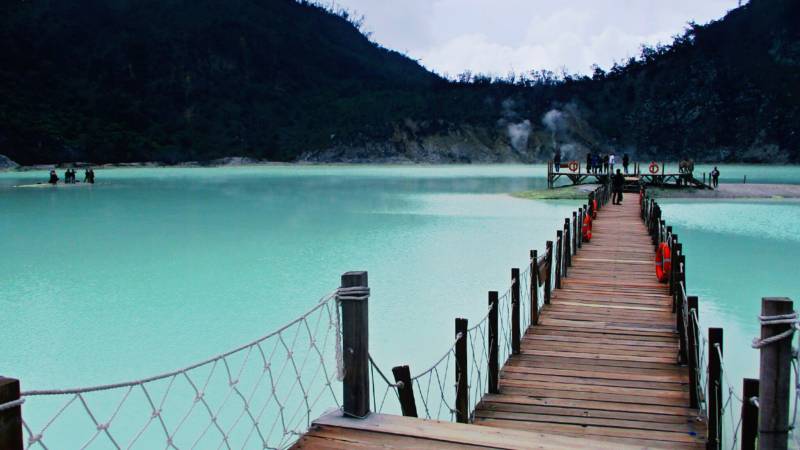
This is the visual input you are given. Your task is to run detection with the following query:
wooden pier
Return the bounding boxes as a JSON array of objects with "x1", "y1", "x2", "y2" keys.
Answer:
[
  {"x1": 472, "y1": 199, "x2": 705, "y2": 448},
  {"x1": 294, "y1": 192, "x2": 708, "y2": 449},
  {"x1": 547, "y1": 160, "x2": 713, "y2": 190}
]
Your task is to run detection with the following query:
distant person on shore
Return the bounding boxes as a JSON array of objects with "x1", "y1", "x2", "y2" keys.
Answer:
[
  {"x1": 64, "y1": 169, "x2": 71, "y2": 184},
  {"x1": 623, "y1": 154, "x2": 630, "y2": 174},
  {"x1": 609, "y1": 153, "x2": 616, "y2": 173},
  {"x1": 711, "y1": 166, "x2": 720, "y2": 188},
  {"x1": 612, "y1": 169, "x2": 624, "y2": 204},
  {"x1": 586, "y1": 152, "x2": 592, "y2": 173},
  {"x1": 553, "y1": 149, "x2": 561, "y2": 172},
  {"x1": 84, "y1": 168, "x2": 95, "y2": 184},
  {"x1": 602, "y1": 154, "x2": 609, "y2": 173},
  {"x1": 48, "y1": 170, "x2": 59, "y2": 185},
  {"x1": 591, "y1": 153, "x2": 600, "y2": 174}
]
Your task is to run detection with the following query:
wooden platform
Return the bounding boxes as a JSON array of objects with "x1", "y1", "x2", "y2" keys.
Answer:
[
  {"x1": 293, "y1": 197, "x2": 707, "y2": 449},
  {"x1": 473, "y1": 199, "x2": 706, "y2": 449},
  {"x1": 294, "y1": 410, "x2": 653, "y2": 449}
]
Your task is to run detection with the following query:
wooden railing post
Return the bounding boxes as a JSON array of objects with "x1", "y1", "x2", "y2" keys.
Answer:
[
  {"x1": 687, "y1": 296, "x2": 699, "y2": 409},
  {"x1": 572, "y1": 211, "x2": 578, "y2": 253},
  {"x1": 511, "y1": 268, "x2": 521, "y2": 355},
  {"x1": 676, "y1": 289, "x2": 687, "y2": 365},
  {"x1": 530, "y1": 250, "x2": 539, "y2": 325},
  {"x1": 340, "y1": 271, "x2": 370, "y2": 418},
  {"x1": 576, "y1": 209, "x2": 583, "y2": 249},
  {"x1": 555, "y1": 231, "x2": 563, "y2": 289},
  {"x1": 672, "y1": 243, "x2": 682, "y2": 313},
  {"x1": 757, "y1": 297, "x2": 794, "y2": 450},
  {"x1": 564, "y1": 219, "x2": 571, "y2": 272},
  {"x1": 0, "y1": 377, "x2": 23, "y2": 450},
  {"x1": 708, "y1": 327, "x2": 723, "y2": 450},
  {"x1": 391, "y1": 365, "x2": 418, "y2": 417},
  {"x1": 455, "y1": 318, "x2": 469, "y2": 423},
  {"x1": 669, "y1": 236, "x2": 679, "y2": 296},
  {"x1": 741, "y1": 378, "x2": 760, "y2": 450},
  {"x1": 544, "y1": 241, "x2": 553, "y2": 305},
  {"x1": 488, "y1": 291, "x2": 500, "y2": 394}
]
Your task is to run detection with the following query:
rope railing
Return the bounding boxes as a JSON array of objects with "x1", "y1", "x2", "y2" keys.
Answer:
[
  {"x1": 340, "y1": 185, "x2": 604, "y2": 434},
  {"x1": 19, "y1": 291, "x2": 343, "y2": 450}
]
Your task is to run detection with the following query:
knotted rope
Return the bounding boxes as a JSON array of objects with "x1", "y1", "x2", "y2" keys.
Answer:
[
  {"x1": 334, "y1": 286, "x2": 370, "y2": 381},
  {"x1": 752, "y1": 312, "x2": 800, "y2": 349}
]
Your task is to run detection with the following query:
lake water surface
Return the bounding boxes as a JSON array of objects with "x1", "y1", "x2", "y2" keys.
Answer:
[{"x1": 2, "y1": 164, "x2": 799, "y2": 445}]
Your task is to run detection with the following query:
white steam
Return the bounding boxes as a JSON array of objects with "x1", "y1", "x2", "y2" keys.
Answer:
[
  {"x1": 499, "y1": 98, "x2": 531, "y2": 152},
  {"x1": 507, "y1": 120, "x2": 532, "y2": 151}
]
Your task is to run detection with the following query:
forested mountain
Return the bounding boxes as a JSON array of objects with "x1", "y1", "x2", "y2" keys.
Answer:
[{"x1": 0, "y1": 0, "x2": 798, "y2": 165}]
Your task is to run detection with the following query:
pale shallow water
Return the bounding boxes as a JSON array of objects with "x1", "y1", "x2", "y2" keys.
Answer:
[
  {"x1": 2, "y1": 164, "x2": 800, "y2": 446},
  {"x1": 1, "y1": 165, "x2": 571, "y2": 390}
]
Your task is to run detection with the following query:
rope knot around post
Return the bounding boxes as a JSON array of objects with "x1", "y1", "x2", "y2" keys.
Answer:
[{"x1": 752, "y1": 311, "x2": 799, "y2": 349}]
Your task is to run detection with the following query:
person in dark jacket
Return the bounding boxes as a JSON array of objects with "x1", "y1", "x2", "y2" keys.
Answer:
[
  {"x1": 553, "y1": 149, "x2": 561, "y2": 172},
  {"x1": 48, "y1": 170, "x2": 59, "y2": 185},
  {"x1": 612, "y1": 169, "x2": 625, "y2": 204},
  {"x1": 622, "y1": 154, "x2": 630, "y2": 174},
  {"x1": 586, "y1": 152, "x2": 592, "y2": 173}
]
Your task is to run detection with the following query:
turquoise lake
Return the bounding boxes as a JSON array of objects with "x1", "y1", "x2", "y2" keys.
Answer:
[{"x1": 2, "y1": 164, "x2": 799, "y2": 446}]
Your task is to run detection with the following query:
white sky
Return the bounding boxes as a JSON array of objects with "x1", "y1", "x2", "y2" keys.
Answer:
[{"x1": 328, "y1": 0, "x2": 742, "y2": 77}]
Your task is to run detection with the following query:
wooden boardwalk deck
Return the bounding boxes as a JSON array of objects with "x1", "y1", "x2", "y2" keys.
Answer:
[
  {"x1": 472, "y1": 199, "x2": 706, "y2": 448},
  {"x1": 294, "y1": 196, "x2": 707, "y2": 449}
]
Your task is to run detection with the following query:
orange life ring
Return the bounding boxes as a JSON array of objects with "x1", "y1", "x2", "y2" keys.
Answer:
[
  {"x1": 649, "y1": 162, "x2": 660, "y2": 174},
  {"x1": 591, "y1": 199, "x2": 598, "y2": 219},
  {"x1": 582, "y1": 214, "x2": 592, "y2": 242},
  {"x1": 568, "y1": 161, "x2": 579, "y2": 172},
  {"x1": 655, "y1": 242, "x2": 671, "y2": 282}
]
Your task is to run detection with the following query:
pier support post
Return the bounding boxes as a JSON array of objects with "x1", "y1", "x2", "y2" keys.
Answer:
[
  {"x1": 577, "y1": 209, "x2": 583, "y2": 249},
  {"x1": 544, "y1": 241, "x2": 553, "y2": 305},
  {"x1": 391, "y1": 366, "x2": 418, "y2": 417},
  {"x1": 488, "y1": 291, "x2": 500, "y2": 394},
  {"x1": 708, "y1": 328, "x2": 723, "y2": 450},
  {"x1": 0, "y1": 377, "x2": 23, "y2": 450},
  {"x1": 687, "y1": 296, "x2": 699, "y2": 409},
  {"x1": 511, "y1": 268, "x2": 521, "y2": 355},
  {"x1": 455, "y1": 318, "x2": 469, "y2": 423},
  {"x1": 530, "y1": 250, "x2": 539, "y2": 326},
  {"x1": 555, "y1": 231, "x2": 563, "y2": 289},
  {"x1": 757, "y1": 297, "x2": 794, "y2": 450},
  {"x1": 741, "y1": 378, "x2": 759, "y2": 450},
  {"x1": 340, "y1": 271, "x2": 370, "y2": 418}
]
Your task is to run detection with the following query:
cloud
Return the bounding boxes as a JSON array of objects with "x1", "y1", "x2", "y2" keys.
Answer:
[{"x1": 332, "y1": 0, "x2": 740, "y2": 75}]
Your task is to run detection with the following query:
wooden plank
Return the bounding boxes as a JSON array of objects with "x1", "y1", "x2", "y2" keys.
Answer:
[{"x1": 307, "y1": 411, "x2": 650, "y2": 450}]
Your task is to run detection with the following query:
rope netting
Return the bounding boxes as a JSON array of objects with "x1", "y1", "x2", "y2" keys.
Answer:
[{"x1": 19, "y1": 291, "x2": 343, "y2": 450}]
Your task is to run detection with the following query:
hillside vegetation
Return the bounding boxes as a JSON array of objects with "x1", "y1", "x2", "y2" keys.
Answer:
[{"x1": 0, "y1": 0, "x2": 797, "y2": 165}]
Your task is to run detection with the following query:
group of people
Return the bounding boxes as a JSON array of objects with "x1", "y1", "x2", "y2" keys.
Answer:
[
  {"x1": 48, "y1": 168, "x2": 96, "y2": 185},
  {"x1": 552, "y1": 150, "x2": 630, "y2": 174},
  {"x1": 585, "y1": 152, "x2": 630, "y2": 174}
]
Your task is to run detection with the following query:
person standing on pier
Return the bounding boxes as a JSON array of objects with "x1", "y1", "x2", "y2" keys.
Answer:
[
  {"x1": 602, "y1": 154, "x2": 609, "y2": 173},
  {"x1": 553, "y1": 149, "x2": 562, "y2": 172},
  {"x1": 711, "y1": 166, "x2": 720, "y2": 188},
  {"x1": 586, "y1": 152, "x2": 592, "y2": 173},
  {"x1": 609, "y1": 153, "x2": 616, "y2": 173},
  {"x1": 623, "y1": 154, "x2": 630, "y2": 174},
  {"x1": 612, "y1": 169, "x2": 624, "y2": 204},
  {"x1": 591, "y1": 153, "x2": 600, "y2": 174}
]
